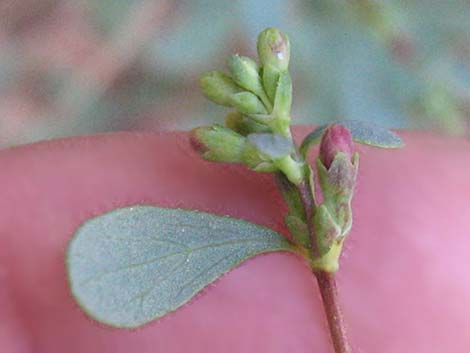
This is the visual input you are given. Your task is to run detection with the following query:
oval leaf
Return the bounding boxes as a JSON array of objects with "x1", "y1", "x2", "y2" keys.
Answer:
[
  {"x1": 66, "y1": 206, "x2": 294, "y2": 328},
  {"x1": 300, "y1": 120, "x2": 404, "y2": 158},
  {"x1": 342, "y1": 120, "x2": 404, "y2": 148}
]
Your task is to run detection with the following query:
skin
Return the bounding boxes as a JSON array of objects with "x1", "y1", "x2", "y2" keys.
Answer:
[{"x1": 0, "y1": 127, "x2": 469, "y2": 353}]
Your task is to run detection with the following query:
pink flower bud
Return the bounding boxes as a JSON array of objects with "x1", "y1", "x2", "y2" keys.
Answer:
[
  {"x1": 189, "y1": 129, "x2": 208, "y2": 154},
  {"x1": 319, "y1": 124, "x2": 353, "y2": 169}
]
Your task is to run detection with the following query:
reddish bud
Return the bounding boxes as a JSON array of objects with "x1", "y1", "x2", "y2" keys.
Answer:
[
  {"x1": 189, "y1": 129, "x2": 208, "y2": 154},
  {"x1": 319, "y1": 124, "x2": 353, "y2": 169}
]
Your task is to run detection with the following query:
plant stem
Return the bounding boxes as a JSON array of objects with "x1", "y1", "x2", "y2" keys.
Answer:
[
  {"x1": 315, "y1": 271, "x2": 352, "y2": 353},
  {"x1": 295, "y1": 175, "x2": 352, "y2": 352},
  {"x1": 279, "y1": 133, "x2": 352, "y2": 353},
  {"x1": 299, "y1": 183, "x2": 352, "y2": 352}
]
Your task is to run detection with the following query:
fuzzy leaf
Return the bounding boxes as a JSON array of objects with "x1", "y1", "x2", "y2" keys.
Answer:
[
  {"x1": 66, "y1": 206, "x2": 294, "y2": 328},
  {"x1": 300, "y1": 120, "x2": 404, "y2": 158},
  {"x1": 343, "y1": 120, "x2": 404, "y2": 148},
  {"x1": 247, "y1": 133, "x2": 294, "y2": 159}
]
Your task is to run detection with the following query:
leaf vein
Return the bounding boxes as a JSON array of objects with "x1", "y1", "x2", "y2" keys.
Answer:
[
  {"x1": 175, "y1": 250, "x2": 237, "y2": 299},
  {"x1": 79, "y1": 236, "x2": 279, "y2": 286}
]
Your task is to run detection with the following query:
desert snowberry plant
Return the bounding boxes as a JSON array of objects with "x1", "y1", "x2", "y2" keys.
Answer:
[{"x1": 66, "y1": 28, "x2": 403, "y2": 353}]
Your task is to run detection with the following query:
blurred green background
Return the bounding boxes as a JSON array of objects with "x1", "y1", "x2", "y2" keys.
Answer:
[{"x1": 0, "y1": 0, "x2": 469, "y2": 147}]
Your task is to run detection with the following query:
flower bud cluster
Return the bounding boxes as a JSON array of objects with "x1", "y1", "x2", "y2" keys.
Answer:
[
  {"x1": 193, "y1": 28, "x2": 303, "y2": 185},
  {"x1": 192, "y1": 28, "x2": 372, "y2": 274},
  {"x1": 199, "y1": 28, "x2": 292, "y2": 137},
  {"x1": 311, "y1": 125, "x2": 359, "y2": 272}
]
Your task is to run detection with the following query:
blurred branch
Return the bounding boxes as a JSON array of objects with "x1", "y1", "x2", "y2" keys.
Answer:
[
  {"x1": 51, "y1": 0, "x2": 173, "y2": 135},
  {"x1": 349, "y1": 0, "x2": 468, "y2": 135}
]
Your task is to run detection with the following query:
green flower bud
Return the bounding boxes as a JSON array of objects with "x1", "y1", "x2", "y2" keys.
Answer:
[
  {"x1": 225, "y1": 111, "x2": 270, "y2": 135},
  {"x1": 313, "y1": 204, "x2": 342, "y2": 255},
  {"x1": 229, "y1": 92, "x2": 267, "y2": 115},
  {"x1": 190, "y1": 125, "x2": 246, "y2": 163},
  {"x1": 272, "y1": 71, "x2": 292, "y2": 121},
  {"x1": 200, "y1": 71, "x2": 241, "y2": 106},
  {"x1": 262, "y1": 64, "x2": 280, "y2": 103},
  {"x1": 240, "y1": 143, "x2": 276, "y2": 172},
  {"x1": 285, "y1": 214, "x2": 310, "y2": 249},
  {"x1": 227, "y1": 55, "x2": 264, "y2": 97},
  {"x1": 257, "y1": 28, "x2": 290, "y2": 72},
  {"x1": 310, "y1": 204, "x2": 346, "y2": 273}
]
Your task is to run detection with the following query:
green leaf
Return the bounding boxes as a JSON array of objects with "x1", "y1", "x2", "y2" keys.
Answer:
[
  {"x1": 66, "y1": 206, "x2": 294, "y2": 328},
  {"x1": 200, "y1": 71, "x2": 241, "y2": 107},
  {"x1": 227, "y1": 55, "x2": 264, "y2": 97},
  {"x1": 300, "y1": 120, "x2": 404, "y2": 158},
  {"x1": 343, "y1": 120, "x2": 405, "y2": 148},
  {"x1": 247, "y1": 133, "x2": 294, "y2": 159}
]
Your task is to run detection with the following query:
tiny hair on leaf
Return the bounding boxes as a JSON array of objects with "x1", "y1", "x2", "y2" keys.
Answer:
[{"x1": 66, "y1": 205, "x2": 295, "y2": 328}]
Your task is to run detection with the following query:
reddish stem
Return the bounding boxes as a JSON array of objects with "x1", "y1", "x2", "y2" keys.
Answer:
[
  {"x1": 315, "y1": 271, "x2": 352, "y2": 353},
  {"x1": 276, "y1": 156, "x2": 353, "y2": 353}
]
